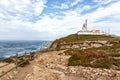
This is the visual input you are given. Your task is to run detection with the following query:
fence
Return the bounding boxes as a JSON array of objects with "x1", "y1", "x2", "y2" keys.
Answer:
[{"x1": 0, "y1": 52, "x2": 34, "y2": 79}]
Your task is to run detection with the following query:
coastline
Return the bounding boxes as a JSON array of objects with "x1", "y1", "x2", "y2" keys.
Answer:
[
  {"x1": 0, "y1": 49, "x2": 120, "y2": 80},
  {"x1": 0, "y1": 42, "x2": 52, "y2": 79},
  {"x1": 0, "y1": 45, "x2": 52, "y2": 79},
  {"x1": 0, "y1": 40, "x2": 51, "y2": 59},
  {"x1": 0, "y1": 37, "x2": 120, "y2": 79},
  {"x1": 0, "y1": 40, "x2": 52, "y2": 60}
]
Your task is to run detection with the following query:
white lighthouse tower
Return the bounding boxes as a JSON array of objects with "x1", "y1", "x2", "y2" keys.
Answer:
[
  {"x1": 82, "y1": 19, "x2": 87, "y2": 31},
  {"x1": 77, "y1": 19, "x2": 105, "y2": 35}
]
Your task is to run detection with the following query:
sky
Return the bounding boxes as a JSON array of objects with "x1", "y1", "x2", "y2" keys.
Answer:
[{"x1": 0, "y1": 0, "x2": 120, "y2": 40}]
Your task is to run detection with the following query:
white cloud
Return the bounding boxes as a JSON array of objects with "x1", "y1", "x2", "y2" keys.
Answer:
[
  {"x1": 71, "y1": 0, "x2": 83, "y2": 6},
  {"x1": 0, "y1": 0, "x2": 120, "y2": 40},
  {"x1": 83, "y1": 5, "x2": 91, "y2": 10},
  {"x1": 0, "y1": 0, "x2": 47, "y2": 21},
  {"x1": 51, "y1": 0, "x2": 83, "y2": 9},
  {"x1": 74, "y1": 5, "x2": 92, "y2": 14},
  {"x1": 51, "y1": 3, "x2": 69, "y2": 9},
  {"x1": 84, "y1": 1, "x2": 120, "y2": 22},
  {"x1": 93, "y1": 0, "x2": 118, "y2": 5},
  {"x1": 33, "y1": 0, "x2": 47, "y2": 15}
]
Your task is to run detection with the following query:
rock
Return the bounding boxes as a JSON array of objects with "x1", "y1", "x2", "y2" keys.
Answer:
[
  {"x1": 68, "y1": 67, "x2": 77, "y2": 73},
  {"x1": 24, "y1": 50, "x2": 120, "y2": 80},
  {"x1": 72, "y1": 45, "x2": 79, "y2": 48}
]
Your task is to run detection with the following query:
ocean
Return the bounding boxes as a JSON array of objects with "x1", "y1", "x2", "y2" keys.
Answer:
[{"x1": 0, "y1": 40, "x2": 51, "y2": 59}]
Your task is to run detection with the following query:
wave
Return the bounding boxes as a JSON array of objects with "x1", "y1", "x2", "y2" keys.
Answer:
[{"x1": 0, "y1": 40, "x2": 51, "y2": 58}]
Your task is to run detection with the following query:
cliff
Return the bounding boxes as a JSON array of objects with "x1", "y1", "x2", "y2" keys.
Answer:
[
  {"x1": 1, "y1": 34, "x2": 120, "y2": 80},
  {"x1": 24, "y1": 34, "x2": 120, "y2": 80},
  {"x1": 50, "y1": 34, "x2": 120, "y2": 50},
  {"x1": 2, "y1": 44, "x2": 120, "y2": 80}
]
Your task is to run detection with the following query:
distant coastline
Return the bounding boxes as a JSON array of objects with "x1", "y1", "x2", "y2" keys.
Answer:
[{"x1": 0, "y1": 40, "x2": 51, "y2": 59}]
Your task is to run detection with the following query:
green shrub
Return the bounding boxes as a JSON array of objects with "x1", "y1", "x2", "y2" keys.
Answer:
[
  {"x1": 53, "y1": 34, "x2": 118, "y2": 44},
  {"x1": 68, "y1": 54, "x2": 112, "y2": 69},
  {"x1": 92, "y1": 62, "x2": 111, "y2": 69},
  {"x1": 64, "y1": 48, "x2": 83, "y2": 55},
  {"x1": 17, "y1": 60, "x2": 30, "y2": 67},
  {"x1": 2, "y1": 58, "x2": 14, "y2": 63},
  {"x1": 67, "y1": 48, "x2": 116, "y2": 69},
  {"x1": 66, "y1": 46, "x2": 120, "y2": 69},
  {"x1": 111, "y1": 59, "x2": 120, "y2": 66},
  {"x1": 108, "y1": 53, "x2": 120, "y2": 57}
]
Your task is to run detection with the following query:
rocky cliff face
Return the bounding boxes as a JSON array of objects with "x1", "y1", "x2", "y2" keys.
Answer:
[
  {"x1": 25, "y1": 50, "x2": 120, "y2": 80},
  {"x1": 49, "y1": 34, "x2": 120, "y2": 50},
  {"x1": 50, "y1": 40, "x2": 119, "y2": 50}
]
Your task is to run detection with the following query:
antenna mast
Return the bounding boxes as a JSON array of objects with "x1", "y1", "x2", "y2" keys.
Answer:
[
  {"x1": 82, "y1": 19, "x2": 88, "y2": 31},
  {"x1": 85, "y1": 19, "x2": 87, "y2": 30}
]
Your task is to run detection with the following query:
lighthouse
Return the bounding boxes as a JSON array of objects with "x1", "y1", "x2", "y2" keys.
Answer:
[
  {"x1": 77, "y1": 19, "x2": 105, "y2": 35},
  {"x1": 82, "y1": 19, "x2": 87, "y2": 31}
]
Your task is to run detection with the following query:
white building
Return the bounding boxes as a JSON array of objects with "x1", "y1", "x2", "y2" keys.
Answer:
[{"x1": 77, "y1": 19, "x2": 105, "y2": 35}]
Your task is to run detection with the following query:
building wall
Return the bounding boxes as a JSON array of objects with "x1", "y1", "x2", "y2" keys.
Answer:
[{"x1": 77, "y1": 32, "x2": 105, "y2": 35}]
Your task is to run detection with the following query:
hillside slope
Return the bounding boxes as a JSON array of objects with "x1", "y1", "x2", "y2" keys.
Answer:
[
  {"x1": 49, "y1": 34, "x2": 120, "y2": 70},
  {"x1": 25, "y1": 50, "x2": 120, "y2": 80},
  {"x1": 50, "y1": 34, "x2": 120, "y2": 49}
]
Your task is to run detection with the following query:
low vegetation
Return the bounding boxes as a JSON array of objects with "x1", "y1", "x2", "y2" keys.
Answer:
[
  {"x1": 50, "y1": 34, "x2": 120, "y2": 70},
  {"x1": 65, "y1": 43, "x2": 120, "y2": 69},
  {"x1": 51, "y1": 34, "x2": 119, "y2": 45},
  {"x1": 0, "y1": 52, "x2": 35, "y2": 67},
  {"x1": 17, "y1": 59, "x2": 30, "y2": 67},
  {"x1": 0, "y1": 58, "x2": 14, "y2": 63}
]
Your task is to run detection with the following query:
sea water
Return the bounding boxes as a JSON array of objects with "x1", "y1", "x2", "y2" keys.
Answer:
[{"x1": 0, "y1": 40, "x2": 51, "y2": 59}]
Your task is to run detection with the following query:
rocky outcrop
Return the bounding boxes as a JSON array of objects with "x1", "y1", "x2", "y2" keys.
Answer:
[
  {"x1": 50, "y1": 40, "x2": 116, "y2": 50},
  {"x1": 50, "y1": 41, "x2": 108, "y2": 50},
  {"x1": 25, "y1": 50, "x2": 120, "y2": 80}
]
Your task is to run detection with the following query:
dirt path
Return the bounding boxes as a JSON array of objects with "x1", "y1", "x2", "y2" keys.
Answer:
[
  {"x1": 24, "y1": 50, "x2": 120, "y2": 80},
  {"x1": 0, "y1": 52, "x2": 40, "y2": 80},
  {"x1": 0, "y1": 62, "x2": 15, "y2": 80},
  {"x1": 12, "y1": 51, "x2": 47, "y2": 80},
  {"x1": 13, "y1": 60, "x2": 34, "y2": 80},
  {"x1": 2, "y1": 50, "x2": 120, "y2": 80}
]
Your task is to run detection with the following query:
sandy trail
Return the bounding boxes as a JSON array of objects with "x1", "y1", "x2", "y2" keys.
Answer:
[
  {"x1": 24, "y1": 50, "x2": 120, "y2": 80},
  {"x1": 0, "y1": 62, "x2": 15, "y2": 80},
  {"x1": 13, "y1": 61, "x2": 34, "y2": 80},
  {"x1": 1, "y1": 50, "x2": 120, "y2": 80}
]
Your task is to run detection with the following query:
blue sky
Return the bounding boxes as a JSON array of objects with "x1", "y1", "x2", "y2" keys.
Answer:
[{"x1": 0, "y1": 0, "x2": 120, "y2": 40}]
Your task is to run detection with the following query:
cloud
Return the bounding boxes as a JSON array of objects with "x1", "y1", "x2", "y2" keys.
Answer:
[
  {"x1": 51, "y1": 0, "x2": 70, "y2": 9},
  {"x1": 0, "y1": 0, "x2": 120, "y2": 40},
  {"x1": 43, "y1": 1, "x2": 120, "y2": 38},
  {"x1": 0, "y1": 0, "x2": 47, "y2": 21},
  {"x1": 51, "y1": 3, "x2": 69, "y2": 9},
  {"x1": 84, "y1": 1, "x2": 120, "y2": 22},
  {"x1": 51, "y1": 0, "x2": 83, "y2": 9},
  {"x1": 71, "y1": 0, "x2": 83, "y2": 6},
  {"x1": 92, "y1": 0, "x2": 118, "y2": 5}
]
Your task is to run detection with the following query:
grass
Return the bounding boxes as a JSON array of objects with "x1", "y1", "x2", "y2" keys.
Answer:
[
  {"x1": 68, "y1": 53, "x2": 111, "y2": 68},
  {"x1": 112, "y1": 59, "x2": 120, "y2": 66},
  {"x1": 110, "y1": 44, "x2": 120, "y2": 49},
  {"x1": 52, "y1": 34, "x2": 119, "y2": 45},
  {"x1": 64, "y1": 48, "x2": 83, "y2": 55},
  {"x1": 1, "y1": 58, "x2": 14, "y2": 63},
  {"x1": 108, "y1": 53, "x2": 120, "y2": 57},
  {"x1": 66, "y1": 47, "x2": 120, "y2": 69},
  {"x1": 68, "y1": 54, "x2": 91, "y2": 67},
  {"x1": 17, "y1": 59, "x2": 30, "y2": 67},
  {"x1": 0, "y1": 52, "x2": 36, "y2": 68},
  {"x1": 51, "y1": 33, "x2": 120, "y2": 69}
]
